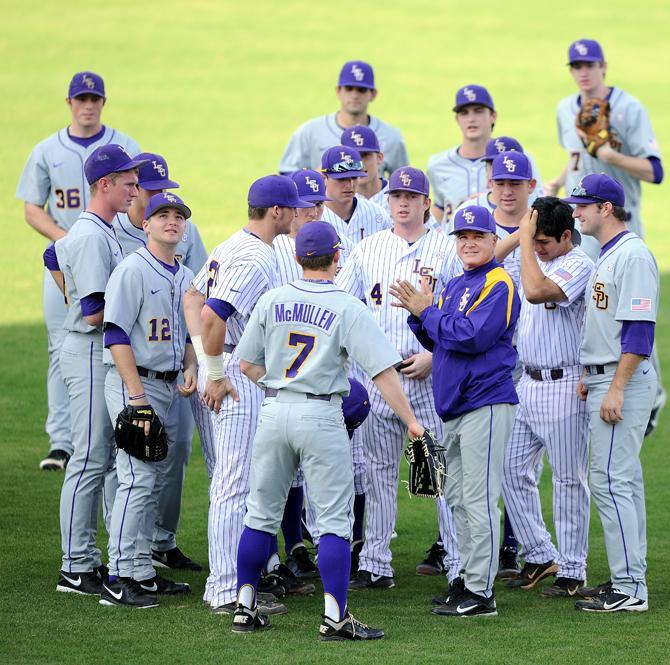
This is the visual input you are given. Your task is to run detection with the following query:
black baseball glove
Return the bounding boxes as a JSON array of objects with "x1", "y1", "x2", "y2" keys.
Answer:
[
  {"x1": 114, "y1": 404, "x2": 168, "y2": 462},
  {"x1": 404, "y1": 429, "x2": 446, "y2": 498}
]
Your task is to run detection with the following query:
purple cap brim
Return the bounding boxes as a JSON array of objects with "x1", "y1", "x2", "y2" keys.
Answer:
[
  {"x1": 325, "y1": 170, "x2": 367, "y2": 179},
  {"x1": 119, "y1": 157, "x2": 150, "y2": 173},
  {"x1": 562, "y1": 195, "x2": 602, "y2": 204},
  {"x1": 453, "y1": 101, "x2": 494, "y2": 112},
  {"x1": 148, "y1": 201, "x2": 192, "y2": 220},
  {"x1": 449, "y1": 224, "x2": 494, "y2": 235},
  {"x1": 567, "y1": 56, "x2": 602, "y2": 64},
  {"x1": 301, "y1": 194, "x2": 333, "y2": 202},
  {"x1": 388, "y1": 185, "x2": 427, "y2": 195},
  {"x1": 139, "y1": 178, "x2": 180, "y2": 191},
  {"x1": 492, "y1": 173, "x2": 531, "y2": 181}
]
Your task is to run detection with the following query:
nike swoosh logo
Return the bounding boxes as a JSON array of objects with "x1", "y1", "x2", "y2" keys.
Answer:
[
  {"x1": 141, "y1": 582, "x2": 158, "y2": 592},
  {"x1": 456, "y1": 603, "x2": 473, "y2": 614},
  {"x1": 113, "y1": 251, "x2": 119, "y2": 256},
  {"x1": 151, "y1": 289, "x2": 160, "y2": 294},
  {"x1": 104, "y1": 584, "x2": 124, "y2": 600},
  {"x1": 643, "y1": 368, "x2": 650, "y2": 375},
  {"x1": 52, "y1": 162, "x2": 65, "y2": 168},
  {"x1": 153, "y1": 552, "x2": 167, "y2": 563},
  {"x1": 62, "y1": 573, "x2": 82, "y2": 587}
]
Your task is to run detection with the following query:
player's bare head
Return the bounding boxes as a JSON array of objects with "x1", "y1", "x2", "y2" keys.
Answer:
[
  {"x1": 295, "y1": 221, "x2": 341, "y2": 275},
  {"x1": 567, "y1": 40, "x2": 607, "y2": 90},
  {"x1": 142, "y1": 192, "x2": 190, "y2": 246},
  {"x1": 453, "y1": 85, "x2": 496, "y2": 137},
  {"x1": 563, "y1": 174, "x2": 626, "y2": 237},
  {"x1": 530, "y1": 197, "x2": 578, "y2": 260},
  {"x1": 451, "y1": 206, "x2": 497, "y2": 269},
  {"x1": 336, "y1": 61, "x2": 377, "y2": 112},
  {"x1": 490, "y1": 152, "x2": 535, "y2": 213},
  {"x1": 388, "y1": 167, "x2": 431, "y2": 225}
]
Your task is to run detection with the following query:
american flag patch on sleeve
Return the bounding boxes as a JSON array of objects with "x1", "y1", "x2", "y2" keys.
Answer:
[
  {"x1": 554, "y1": 268, "x2": 574, "y2": 281},
  {"x1": 631, "y1": 298, "x2": 652, "y2": 312}
]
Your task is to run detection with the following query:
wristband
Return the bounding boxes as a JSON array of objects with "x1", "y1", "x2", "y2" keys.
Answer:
[
  {"x1": 205, "y1": 353, "x2": 226, "y2": 380},
  {"x1": 191, "y1": 335, "x2": 206, "y2": 365},
  {"x1": 129, "y1": 392, "x2": 146, "y2": 401}
]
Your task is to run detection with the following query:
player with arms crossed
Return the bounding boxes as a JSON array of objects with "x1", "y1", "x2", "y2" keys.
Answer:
[
  {"x1": 564, "y1": 175, "x2": 658, "y2": 613},
  {"x1": 231, "y1": 221, "x2": 426, "y2": 639},
  {"x1": 101, "y1": 192, "x2": 196, "y2": 607},
  {"x1": 279, "y1": 61, "x2": 408, "y2": 178},
  {"x1": 17, "y1": 71, "x2": 140, "y2": 471}
]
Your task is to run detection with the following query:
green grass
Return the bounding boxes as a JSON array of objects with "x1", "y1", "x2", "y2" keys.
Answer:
[{"x1": 1, "y1": 0, "x2": 669, "y2": 662}]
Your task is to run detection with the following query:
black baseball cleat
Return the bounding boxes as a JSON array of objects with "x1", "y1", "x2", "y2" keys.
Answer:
[
  {"x1": 506, "y1": 561, "x2": 558, "y2": 589},
  {"x1": 95, "y1": 564, "x2": 109, "y2": 583},
  {"x1": 431, "y1": 588, "x2": 497, "y2": 617},
  {"x1": 416, "y1": 541, "x2": 446, "y2": 576},
  {"x1": 285, "y1": 545, "x2": 319, "y2": 579},
  {"x1": 231, "y1": 605, "x2": 271, "y2": 633},
  {"x1": 260, "y1": 564, "x2": 315, "y2": 597},
  {"x1": 151, "y1": 547, "x2": 202, "y2": 571},
  {"x1": 497, "y1": 546, "x2": 521, "y2": 579},
  {"x1": 99, "y1": 578, "x2": 159, "y2": 608},
  {"x1": 211, "y1": 593, "x2": 288, "y2": 616},
  {"x1": 541, "y1": 577, "x2": 585, "y2": 598},
  {"x1": 575, "y1": 580, "x2": 612, "y2": 599},
  {"x1": 432, "y1": 576, "x2": 465, "y2": 606},
  {"x1": 350, "y1": 540, "x2": 363, "y2": 578},
  {"x1": 575, "y1": 589, "x2": 648, "y2": 613},
  {"x1": 349, "y1": 570, "x2": 395, "y2": 590},
  {"x1": 319, "y1": 610, "x2": 384, "y2": 641},
  {"x1": 40, "y1": 449, "x2": 70, "y2": 471},
  {"x1": 56, "y1": 570, "x2": 102, "y2": 596},
  {"x1": 645, "y1": 387, "x2": 665, "y2": 437},
  {"x1": 140, "y1": 574, "x2": 191, "y2": 595}
]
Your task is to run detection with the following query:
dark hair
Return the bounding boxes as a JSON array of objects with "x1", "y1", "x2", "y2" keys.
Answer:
[
  {"x1": 297, "y1": 252, "x2": 337, "y2": 271},
  {"x1": 531, "y1": 196, "x2": 575, "y2": 242},
  {"x1": 248, "y1": 205, "x2": 270, "y2": 220},
  {"x1": 597, "y1": 202, "x2": 627, "y2": 222}
]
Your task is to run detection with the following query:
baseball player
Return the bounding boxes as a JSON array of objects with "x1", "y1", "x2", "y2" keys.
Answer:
[
  {"x1": 427, "y1": 85, "x2": 543, "y2": 225},
  {"x1": 337, "y1": 167, "x2": 462, "y2": 590},
  {"x1": 231, "y1": 220, "x2": 427, "y2": 639},
  {"x1": 279, "y1": 60, "x2": 408, "y2": 178},
  {"x1": 183, "y1": 175, "x2": 312, "y2": 612},
  {"x1": 17, "y1": 71, "x2": 140, "y2": 471},
  {"x1": 112, "y1": 152, "x2": 206, "y2": 572},
  {"x1": 319, "y1": 145, "x2": 391, "y2": 245},
  {"x1": 391, "y1": 205, "x2": 520, "y2": 617},
  {"x1": 100, "y1": 192, "x2": 196, "y2": 607},
  {"x1": 497, "y1": 198, "x2": 593, "y2": 597},
  {"x1": 564, "y1": 175, "x2": 658, "y2": 613},
  {"x1": 44, "y1": 145, "x2": 147, "y2": 595}
]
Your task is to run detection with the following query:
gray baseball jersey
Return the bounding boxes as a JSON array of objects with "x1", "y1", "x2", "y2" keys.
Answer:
[
  {"x1": 279, "y1": 113, "x2": 408, "y2": 178},
  {"x1": 580, "y1": 232, "x2": 659, "y2": 366},
  {"x1": 16, "y1": 128, "x2": 140, "y2": 231},
  {"x1": 54, "y1": 212, "x2": 124, "y2": 333},
  {"x1": 320, "y1": 195, "x2": 391, "y2": 246},
  {"x1": 556, "y1": 88, "x2": 661, "y2": 237},
  {"x1": 273, "y1": 233, "x2": 352, "y2": 285},
  {"x1": 104, "y1": 247, "x2": 193, "y2": 371}
]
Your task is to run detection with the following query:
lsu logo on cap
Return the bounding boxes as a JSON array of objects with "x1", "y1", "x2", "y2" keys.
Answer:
[
  {"x1": 305, "y1": 176, "x2": 319, "y2": 192},
  {"x1": 575, "y1": 41, "x2": 588, "y2": 56},
  {"x1": 503, "y1": 155, "x2": 516, "y2": 172},
  {"x1": 351, "y1": 131, "x2": 364, "y2": 147},
  {"x1": 164, "y1": 194, "x2": 177, "y2": 203},
  {"x1": 494, "y1": 138, "x2": 507, "y2": 153},
  {"x1": 339, "y1": 151, "x2": 353, "y2": 163},
  {"x1": 152, "y1": 161, "x2": 166, "y2": 177},
  {"x1": 351, "y1": 64, "x2": 364, "y2": 81},
  {"x1": 400, "y1": 171, "x2": 412, "y2": 186},
  {"x1": 463, "y1": 87, "x2": 477, "y2": 102},
  {"x1": 82, "y1": 74, "x2": 96, "y2": 89},
  {"x1": 463, "y1": 210, "x2": 475, "y2": 224}
]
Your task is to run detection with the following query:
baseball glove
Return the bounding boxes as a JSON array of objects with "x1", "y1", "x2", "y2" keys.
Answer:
[
  {"x1": 114, "y1": 404, "x2": 168, "y2": 462},
  {"x1": 575, "y1": 98, "x2": 622, "y2": 157},
  {"x1": 404, "y1": 429, "x2": 446, "y2": 498}
]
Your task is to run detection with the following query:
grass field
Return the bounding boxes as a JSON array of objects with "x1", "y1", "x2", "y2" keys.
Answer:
[{"x1": 2, "y1": 1, "x2": 669, "y2": 662}]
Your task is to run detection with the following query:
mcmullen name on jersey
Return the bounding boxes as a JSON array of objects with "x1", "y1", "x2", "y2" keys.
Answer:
[{"x1": 273, "y1": 302, "x2": 338, "y2": 332}]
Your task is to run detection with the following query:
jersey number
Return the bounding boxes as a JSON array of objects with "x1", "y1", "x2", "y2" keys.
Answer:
[
  {"x1": 570, "y1": 152, "x2": 581, "y2": 172},
  {"x1": 205, "y1": 260, "x2": 219, "y2": 299},
  {"x1": 148, "y1": 318, "x2": 172, "y2": 342},
  {"x1": 370, "y1": 283, "x2": 383, "y2": 306},
  {"x1": 284, "y1": 332, "x2": 315, "y2": 378},
  {"x1": 55, "y1": 188, "x2": 81, "y2": 209}
]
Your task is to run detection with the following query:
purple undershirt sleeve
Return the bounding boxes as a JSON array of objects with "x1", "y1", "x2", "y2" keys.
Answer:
[
  {"x1": 648, "y1": 157, "x2": 663, "y2": 185},
  {"x1": 80, "y1": 292, "x2": 105, "y2": 316},
  {"x1": 205, "y1": 298, "x2": 236, "y2": 321},
  {"x1": 43, "y1": 243, "x2": 60, "y2": 270},
  {"x1": 621, "y1": 320, "x2": 655, "y2": 356},
  {"x1": 103, "y1": 322, "x2": 131, "y2": 348}
]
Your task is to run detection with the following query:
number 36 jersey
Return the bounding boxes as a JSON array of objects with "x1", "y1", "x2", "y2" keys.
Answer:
[{"x1": 236, "y1": 280, "x2": 402, "y2": 396}]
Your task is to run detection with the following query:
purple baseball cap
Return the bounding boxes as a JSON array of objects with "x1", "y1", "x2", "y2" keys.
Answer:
[
  {"x1": 145, "y1": 192, "x2": 191, "y2": 220},
  {"x1": 388, "y1": 167, "x2": 430, "y2": 196},
  {"x1": 342, "y1": 378, "x2": 370, "y2": 433},
  {"x1": 338, "y1": 61, "x2": 375, "y2": 89},
  {"x1": 321, "y1": 146, "x2": 367, "y2": 179},
  {"x1": 291, "y1": 170, "x2": 332, "y2": 202},
  {"x1": 248, "y1": 175, "x2": 313, "y2": 208},
  {"x1": 341, "y1": 125, "x2": 381, "y2": 153},
  {"x1": 491, "y1": 151, "x2": 533, "y2": 181},
  {"x1": 136, "y1": 152, "x2": 180, "y2": 190},
  {"x1": 68, "y1": 71, "x2": 105, "y2": 98},
  {"x1": 450, "y1": 206, "x2": 496, "y2": 235},
  {"x1": 295, "y1": 220, "x2": 342, "y2": 258},
  {"x1": 563, "y1": 174, "x2": 625, "y2": 207},
  {"x1": 453, "y1": 85, "x2": 495, "y2": 112},
  {"x1": 84, "y1": 144, "x2": 148, "y2": 185},
  {"x1": 568, "y1": 39, "x2": 605, "y2": 64},
  {"x1": 484, "y1": 136, "x2": 524, "y2": 162}
]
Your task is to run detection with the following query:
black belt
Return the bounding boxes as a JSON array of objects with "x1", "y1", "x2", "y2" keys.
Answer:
[
  {"x1": 265, "y1": 388, "x2": 333, "y2": 401},
  {"x1": 525, "y1": 367, "x2": 564, "y2": 381},
  {"x1": 585, "y1": 365, "x2": 606, "y2": 375},
  {"x1": 137, "y1": 366, "x2": 179, "y2": 382},
  {"x1": 223, "y1": 343, "x2": 236, "y2": 354}
]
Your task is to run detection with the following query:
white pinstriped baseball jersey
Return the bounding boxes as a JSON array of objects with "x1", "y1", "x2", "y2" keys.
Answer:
[
  {"x1": 368, "y1": 180, "x2": 389, "y2": 213},
  {"x1": 321, "y1": 195, "x2": 391, "y2": 246}
]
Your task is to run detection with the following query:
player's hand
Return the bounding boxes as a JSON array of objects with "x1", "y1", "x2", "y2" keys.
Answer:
[
  {"x1": 203, "y1": 377, "x2": 239, "y2": 413},
  {"x1": 544, "y1": 178, "x2": 561, "y2": 197},
  {"x1": 576, "y1": 379, "x2": 588, "y2": 401},
  {"x1": 177, "y1": 367, "x2": 197, "y2": 397},
  {"x1": 389, "y1": 277, "x2": 433, "y2": 317},
  {"x1": 128, "y1": 397, "x2": 152, "y2": 436},
  {"x1": 519, "y1": 208, "x2": 538, "y2": 238},
  {"x1": 407, "y1": 421, "x2": 425, "y2": 439},
  {"x1": 594, "y1": 142, "x2": 617, "y2": 163},
  {"x1": 600, "y1": 387, "x2": 624, "y2": 424},
  {"x1": 399, "y1": 352, "x2": 433, "y2": 380}
]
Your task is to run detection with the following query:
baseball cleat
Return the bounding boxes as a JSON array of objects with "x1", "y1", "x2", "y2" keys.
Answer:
[
  {"x1": 285, "y1": 545, "x2": 319, "y2": 579},
  {"x1": 56, "y1": 570, "x2": 102, "y2": 596},
  {"x1": 349, "y1": 570, "x2": 395, "y2": 590},
  {"x1": 319, "y1": 610, "x2": 384, "y2": 641},
  {"x1": 151, "y1": 547, "x2": 202, "y2": 571},
  {"x1": 575, "y1": 580, "x2": 612, "y2": 599},
  {"x1": 431, "y1": 588, "x2": 497, "y2": 617},
  {"x1": 541, "y1": 577, "x2": 585, "y2": 598},
  {"x1": 497, "y1": 545, "x2": 521, "y2": 579},
  {"x1": 260, "y1": 563, "x2": 316, "y2": 597},
  {"x1": 231, "y1": 605, "x2": 271, "y2": 633},
  {"x1": 140, "y1": 574, "x2": 191, "y2": 595},
  {"x1": 40, "y1": 449, "x2": 70, "y2": 471},
  {"x1": 211, "y1": 593, "x2": 288, "y2": 616},
  {"x1": 94, "y1": 564, "x2": 109, "y2": 583},
  {"x1": 645, "y1": 387, "x2": 665, "y2": 437},
  {"x1": 416, "y1": 541, "x2": 446, "y2": 576},
  {"x1": 99, "y1": 578, "x2": 159, "y2": 608},
  {"x1": 432, "y1": 576, "x2": 465, "y2": 606},
  {"x1": 575, "y1": 589, "x2": 648, "y2": 613},
  {"x1": 506, "y1": 561, "x2": 558, "y2": 589},
  {"x1": 350, "y1": 540, "x2": 363, "y2": 578}
]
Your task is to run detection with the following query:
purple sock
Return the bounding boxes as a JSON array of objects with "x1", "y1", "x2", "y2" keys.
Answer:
[
  {"x1": 318, "y1": 533, "x2": 351, "y2": 621},
  {"x1": 502, "y1": 510, "x2": 519, "y2": 548},
  {"x1": 236, "y1": 527, "x2": 273, "y2": 602},
  {"x1": 281, "y1": 486, "x2": 304, "y2": 554},
  {"x1": 352, "y1": 493, "x2": 365, "y2": 543}
]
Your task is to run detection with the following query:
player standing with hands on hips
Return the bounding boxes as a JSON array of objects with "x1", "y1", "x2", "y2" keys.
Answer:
[
  {"x1": 391, "y1": 205, "x2": 520, "y2": 617},
  {"x1": 564, "y1": 175, "x2": 658, "y2": 613},
  {"x1": 232, "y1": 221, "x2": 426, "y2": 639}
]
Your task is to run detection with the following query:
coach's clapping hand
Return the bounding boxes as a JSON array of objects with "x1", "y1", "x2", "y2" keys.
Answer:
[{"x1": 389, "y1": 277, "x2": 433, "y2": 318}]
